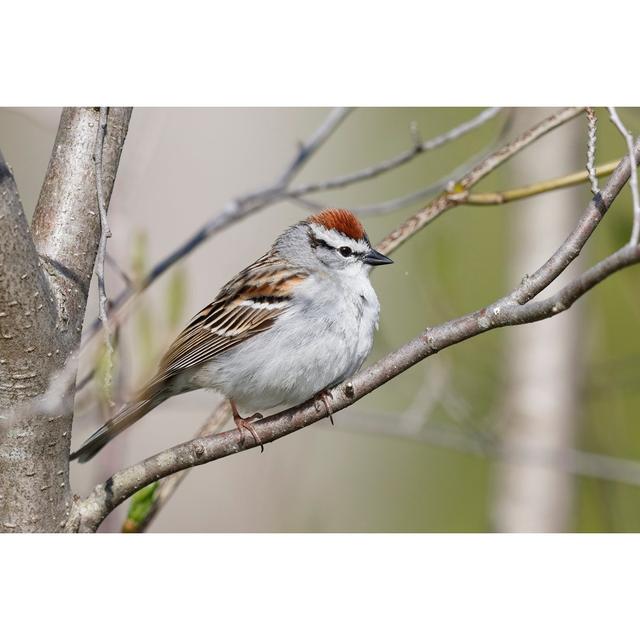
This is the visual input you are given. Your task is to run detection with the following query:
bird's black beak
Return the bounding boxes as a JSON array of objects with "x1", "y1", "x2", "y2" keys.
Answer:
[{"x1": 363, "y1": 248, "x2": 393, "y2": 266}]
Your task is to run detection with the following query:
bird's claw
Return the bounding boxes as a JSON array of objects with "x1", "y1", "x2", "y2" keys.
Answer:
[
  {"x1": 230, "y1": 403, "x2": 264, "y2": 452},
  {"x1": 315, "y1": 389, "x2": 335, "y2": 426}
]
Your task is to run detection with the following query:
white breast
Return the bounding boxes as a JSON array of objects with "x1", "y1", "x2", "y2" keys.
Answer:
[{"x1": 191, "y1": 269, "x2": 380, "y2": 413}]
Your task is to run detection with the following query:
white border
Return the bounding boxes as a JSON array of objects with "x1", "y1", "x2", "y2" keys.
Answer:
[
  {"x1": 2, "y1": 2, "x2": 639, "y2": 636},
  {"x1": 1, "y1": 534, "x2": 638, "y2": 639},
  {"x1": 4, "y1": 0, "x2": 638, "y2": 104}
]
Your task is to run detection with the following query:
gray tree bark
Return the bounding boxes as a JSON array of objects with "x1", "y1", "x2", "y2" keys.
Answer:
[{"x1": 0, "y1": 107, "x2": 131, "y2": 532}]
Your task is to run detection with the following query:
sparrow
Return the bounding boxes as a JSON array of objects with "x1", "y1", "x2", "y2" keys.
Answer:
[{"x1": 71, "y1": 209, "x2": 392, "y2": 462}]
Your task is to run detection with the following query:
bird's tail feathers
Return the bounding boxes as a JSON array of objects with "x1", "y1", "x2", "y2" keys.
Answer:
[{"x1": 70, "y1": 378, "x2": 168, "y2": 463}]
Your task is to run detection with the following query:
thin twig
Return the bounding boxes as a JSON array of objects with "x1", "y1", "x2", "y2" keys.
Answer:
[
  {"x1": 276, "y1": 107, "x2": 353, "y2": 187},
  {"x1": 448, "y1": 159, "x2": 620, "y2": 206},
  {"x1": 608, "y1": 107, "x2": 640, "y2": 244},
  {"x1": 287, "y1": 107, "x2": 504, "y2": 198},
  {"x1": 93, "y1": 107, "x2": 114, "y2": 405},
  {"x1": 289, "y1": 170, "x2": 465, "y2": 217},
  {"x1": 289, "y1": 119, "x2": 513, "y2": 217},
  {"x1": 586, "y1": 107, "x2": 599, "y2": 195},
  {"x1": 290, "y1": 121, "x2": 508, "y2": 218}
]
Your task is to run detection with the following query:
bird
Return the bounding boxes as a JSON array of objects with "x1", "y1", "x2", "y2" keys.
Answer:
[{"x1": 71, "y1": 209, "x2": 393, "y2": 463}]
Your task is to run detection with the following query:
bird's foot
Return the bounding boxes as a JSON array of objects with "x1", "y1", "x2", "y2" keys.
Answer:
[
  {"x1": 234, "y1": 413, "x2": 264, "y2": 452},
  {"x1": 230, "y1": 401, "x2": 264, "y2": 452},
  {"x1": 314, "y1": 388, "x2": 335, "y2": 426}
]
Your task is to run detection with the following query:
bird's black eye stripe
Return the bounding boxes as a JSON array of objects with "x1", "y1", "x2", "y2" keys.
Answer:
[
  {"x1": 308, "y1": 229, "x2": 364, "y2": 259},
  {"x1": 308, "y1": 231, "x2": 333, "y2": 251}
]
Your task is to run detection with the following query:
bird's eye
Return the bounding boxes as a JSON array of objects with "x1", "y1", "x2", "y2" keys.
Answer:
[{"x1": 338, "y1": 246, "x2": 352, "y2": 257}]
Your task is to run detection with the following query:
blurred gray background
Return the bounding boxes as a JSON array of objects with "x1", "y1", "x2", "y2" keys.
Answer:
[{"x1": 1, "y1": 107, "x2": 639, "y2": 532}]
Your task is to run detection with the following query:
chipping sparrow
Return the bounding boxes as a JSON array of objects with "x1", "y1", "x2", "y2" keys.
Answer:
[{"x1": 71, "y1": 209, "x2": 392, "y2": 462}]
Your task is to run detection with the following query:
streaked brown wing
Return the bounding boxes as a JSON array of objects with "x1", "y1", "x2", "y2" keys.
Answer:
[{"x1": 158, "y1": 250, "x2": 307, "y2": 375}]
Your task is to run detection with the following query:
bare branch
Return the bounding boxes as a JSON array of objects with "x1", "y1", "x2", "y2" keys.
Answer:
[
  {"x1": 68, "y1": 131, "x2": 640, "y2": 532},
  {"x1": 32, "y1": 108, "x2": 132, "y2": 343},
  {"x1": 586, "y1": 107, "x2": 599, "y2": 195},
  {"x1": 608, "y1": 107, "x2": 640, "y2": 244},
  {"x1": 289, "y1": 171, "x2": 461, "y2": 218},
  {"x1": 507, "y1": 140, "x2": 640, "y2": 306},
  {"x1": 93, "y1": 107, "x2": 114, "y2": 404},
  {"x1": 275, "y1": 107, "x2": 353, "y2": 188},
  {"x1": 287, "y1": 107, "x2": 505, "y2": 198},
  {"x1": 376, "y1": 107, "x2": 585, "y2": 256},
  {"x1": 291, "y1": 129, "x2": 513, "y2": 218}
]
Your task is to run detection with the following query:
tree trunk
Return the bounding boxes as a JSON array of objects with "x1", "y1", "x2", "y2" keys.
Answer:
[
  {"x1": 0, "y1": 107, "x2": 131, "y2": 532},
  {"x1": 492, "y1": 108, "x2": 584, "y2": 532}
]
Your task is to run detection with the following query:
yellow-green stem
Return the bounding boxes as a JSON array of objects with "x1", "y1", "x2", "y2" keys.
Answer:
[{"x1": 452, "y1": 159, "x2": 620, "y2": 205}]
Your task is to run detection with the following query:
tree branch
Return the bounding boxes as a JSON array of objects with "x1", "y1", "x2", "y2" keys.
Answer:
[
  {"x1": 376, "y1": 107, "x2": 584, "y2": 256},
  {"x1": 93, "y1": 107, "x2": 115, "y2": 403},
  {"x1": 506, "y1": 140, "x2": 639, "y2": 306},
  {"x1": 275, "y1": 107, "x2": 353, "y2": 188},
  {"x1": 586, "y1": 107, "x2": 599, "y2": 195},
  {"x1": 32, "y1": 108, "x2": 132, "y2": 344},
  {"x1": 608, "y1": 108, "x2": 640, "y2": 244},
  {"x1": 290, "y1": 122, "x2": 513, "y2": 217},
  {"x1": 287, "y1": 107, "x2": 504, "y2": 198},
  {"x1": 68, "y1": 121, "x2": 639, "y2": 533}
]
